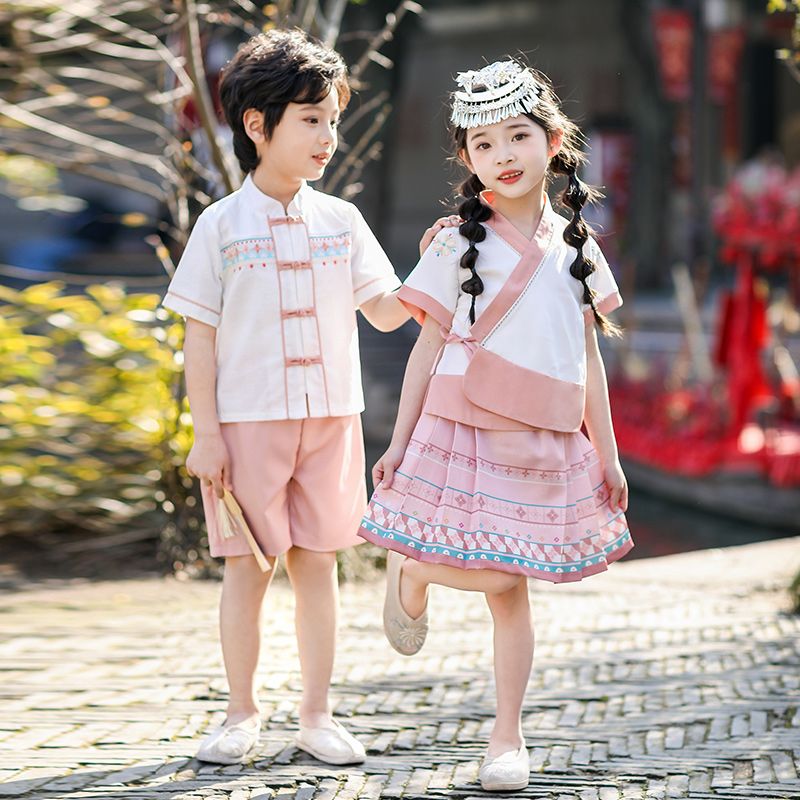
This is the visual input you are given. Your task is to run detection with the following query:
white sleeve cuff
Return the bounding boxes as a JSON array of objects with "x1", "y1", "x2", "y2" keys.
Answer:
[
  {"x1": 353, "y1": 274, "x2": 402, "y2": 308},
  {"x1": 162, "y1": 291, "x2": 221, "y2": 327}
]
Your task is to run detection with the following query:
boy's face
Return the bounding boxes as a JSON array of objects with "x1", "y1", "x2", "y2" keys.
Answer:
[{"x1": 244, "y1": 87, "x2": 340, "y2": 185}]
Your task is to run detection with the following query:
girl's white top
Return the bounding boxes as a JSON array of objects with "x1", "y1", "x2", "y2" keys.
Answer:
[
  {"x1": 398, "y1": 196, "x2": 622, "y2": 432},
  {"x1": 162, "y1": 174, "x2": 400, "y2": 422}
]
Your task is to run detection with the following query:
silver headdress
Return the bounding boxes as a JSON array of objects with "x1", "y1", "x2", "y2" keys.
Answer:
[{"x1": 450, "y1": 60, "x2": 542, "y2": 129}]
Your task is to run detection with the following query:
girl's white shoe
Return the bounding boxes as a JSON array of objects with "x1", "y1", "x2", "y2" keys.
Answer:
[
  {"x1": 195, "y1": 715, "x2": 261, "y2": 764},
  {"x1": 295, "y1": 718, "x2": 366, "y2": 765},
  {"x1": 383, "y1": 551, "x2": 428, "y2": 656},
  {"x1": 479, "y1": 743, "x2": 530, "y2": 792}
]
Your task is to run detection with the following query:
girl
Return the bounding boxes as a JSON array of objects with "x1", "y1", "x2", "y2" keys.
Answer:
[{"x1": 359, "y1": 59, "x2": 633, "y2": 792}]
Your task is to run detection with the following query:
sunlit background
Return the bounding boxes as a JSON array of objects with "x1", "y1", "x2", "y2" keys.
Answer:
[{"x1": 0, "y1": 0, "x2": 798, "y2": 592}]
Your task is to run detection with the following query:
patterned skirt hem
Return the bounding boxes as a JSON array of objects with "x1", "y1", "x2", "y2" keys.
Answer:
[{"x1": 358, "y1": 523, "x2": 634, "y2": 583}]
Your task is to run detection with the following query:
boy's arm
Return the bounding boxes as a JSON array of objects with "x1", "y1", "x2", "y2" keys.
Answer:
[
  {"x1": 183, "y1": 318, "x2": 231, "y2": 498},
  {"x1": 358, "y1": 215, "x2": 462, "y2": 332},
  {"x1": 583, "y1": 321, "x2": 628, "y2": 512},
  {"x1": 372, "y1": 314, "x2": 443, "y2": 488},
  {"x1": 359, "y1": 289, "x2": 410, "y2": 332}
]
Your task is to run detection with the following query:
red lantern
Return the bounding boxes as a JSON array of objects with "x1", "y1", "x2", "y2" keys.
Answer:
[{"x1": 653, "y1": 9, "x2": 694, "y2": 102}]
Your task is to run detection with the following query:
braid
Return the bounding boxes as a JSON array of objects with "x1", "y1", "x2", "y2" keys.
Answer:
[
  {"x1": 457, "y1": 173, "x2": 491, "y2": 324},
  {"x1": 551, "y1": 153, "x2": 621, "y2": 337}
]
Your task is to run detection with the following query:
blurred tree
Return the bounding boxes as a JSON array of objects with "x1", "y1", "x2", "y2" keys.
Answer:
[
  {"x1": 0, "y1": 1, "x2": 422, "y2": 254},
  {"x1": 0, "y1": 1, "x2": 421, "y2": 577}
]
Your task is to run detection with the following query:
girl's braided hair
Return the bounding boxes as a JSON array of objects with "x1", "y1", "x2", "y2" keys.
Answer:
[{"x1": 451, "y1": 67, "x2": 621, "y2": 336}]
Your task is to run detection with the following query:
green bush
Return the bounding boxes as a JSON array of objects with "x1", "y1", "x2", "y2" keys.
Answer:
[
  {"x1": 0, "y1": 281, "x2": 384, "y2": 580},
  {"x1": 0, "y1": 281, "x2": 191, "y2": 545}
]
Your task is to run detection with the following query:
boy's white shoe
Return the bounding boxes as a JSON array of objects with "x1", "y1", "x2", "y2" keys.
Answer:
[
  {"x1": 195, "y1": 715, "x2": 261, "y2": 764},
  {"x1": 479, "y1": 743, "x2": 529, "y2": 791},
  {"x1": 295, "y1": 718, "x2": 366, "y2": 765}
]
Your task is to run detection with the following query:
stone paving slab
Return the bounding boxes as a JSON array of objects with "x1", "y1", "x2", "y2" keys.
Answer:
[{"x1": 0, "y1": 537, "x2": 799, "y2": 799}]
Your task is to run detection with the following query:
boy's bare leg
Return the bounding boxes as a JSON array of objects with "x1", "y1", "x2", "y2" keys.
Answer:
[
  {"x1": 284, "y1": 546, "x2": 338, "y2": 727},
  {"x1": 220, "y1": 554, "x2": 275, "y2": 724}
]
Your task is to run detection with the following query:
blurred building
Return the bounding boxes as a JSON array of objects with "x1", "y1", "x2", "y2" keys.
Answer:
[
  {"x1": 372, "y1": 0, "x2": 800, "y2": 289},
  {"x1": 1, "y1": 0, "x2": 797, "y2": 292}
]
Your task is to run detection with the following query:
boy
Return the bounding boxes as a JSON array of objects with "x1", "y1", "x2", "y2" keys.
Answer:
[{"x1": 163, "y1": 28, "x2": 411, "y2": 765}]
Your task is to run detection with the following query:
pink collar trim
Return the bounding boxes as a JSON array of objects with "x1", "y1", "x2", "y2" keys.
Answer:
[
  {"x1": 470, "y1": 194, "x2": 559, "y2": 342},
  {"x1": 481, "y1": 192, "x2": 557, "y2": 255}
]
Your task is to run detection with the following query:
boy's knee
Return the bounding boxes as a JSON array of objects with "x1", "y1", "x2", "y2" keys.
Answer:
[
  {"x1": 285, "y1": 546, "x2": 337, "y2": 578},
  {"x1": 224, "y1": 554, "x2": 275, "y2": 582}
]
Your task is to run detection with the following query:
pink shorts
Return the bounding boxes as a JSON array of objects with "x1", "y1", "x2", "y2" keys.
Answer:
[{"x1": 201, "y1": 415, "x2": 366, "y2": 558}]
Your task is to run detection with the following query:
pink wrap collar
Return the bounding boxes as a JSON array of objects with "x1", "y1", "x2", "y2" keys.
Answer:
[{"x1": 471, "y1": 193, "x2": 559, "y2": 342}]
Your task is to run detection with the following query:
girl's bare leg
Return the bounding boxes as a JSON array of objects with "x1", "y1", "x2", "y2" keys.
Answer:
[
  {"x1": 399, "y1": 559, "x2": 533, "y2": 756},
  {"x1": 400, "y1": 558, "x2": 522, "y2": 618},
  {"x1": 484, "y1": 579, "x2": 533, "y2": 756},
  {"x1": 220, "y1": 554, "x2": 276, "y2": 724},
  {"x1": 284, "y1": 546, "x2": 339, "y2": 727}
]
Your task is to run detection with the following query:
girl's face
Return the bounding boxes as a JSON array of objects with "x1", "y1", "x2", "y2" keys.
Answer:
[
  {"x1": 244, "y1": 87, "x2": 340, "y2": 184},
  {"x1": 461, "y1": 115, "x2": 561, "y2": 202}
]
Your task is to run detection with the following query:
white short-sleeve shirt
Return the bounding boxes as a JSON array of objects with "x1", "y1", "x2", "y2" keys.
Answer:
[
  {"x1": 163, "y1": 174, "x2": 401, "y2": 422},
  {"x1": 398, "y1": 196, "x2": 622, "y2": 432}
]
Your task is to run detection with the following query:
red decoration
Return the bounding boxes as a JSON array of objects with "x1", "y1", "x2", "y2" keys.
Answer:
[
  {"x1": 713, "y1": 255, "x2": 772, "y2": 430},
  {"x1": 712, "y1": 161, "x2": 800, "y2": 271},
  {"x1": 708, "y1": 27, "x2": 746, "y2": 105},
  {"x1": 610, "y1": 159, "x2": 800, "y2": 489},
  {"x1": 653, "y1": 9, "x2": 694, "y2": 102}
]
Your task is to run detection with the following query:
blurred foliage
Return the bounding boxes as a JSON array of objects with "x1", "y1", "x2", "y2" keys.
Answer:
[
  {"x1": 0, "y1": 0, "x2": 422, "y2": 246},
  {"x1": 0, "y1": 153, "x2": 59, "y2": 196},
  {"x1": 0, "y1": 281, "x2": 189, "y2": 548},
  {"x1": 0, "y1": 281, "x2": 385, "y2": 580}
]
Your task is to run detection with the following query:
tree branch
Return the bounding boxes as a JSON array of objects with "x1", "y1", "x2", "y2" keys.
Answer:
[{"x1": 178, "y1": 0, "x2": 237, "y2": 194}]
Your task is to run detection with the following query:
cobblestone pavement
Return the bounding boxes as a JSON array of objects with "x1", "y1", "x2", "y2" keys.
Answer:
[{"x1": 1, "y1": 537, "x2": 799, "y2": 800}]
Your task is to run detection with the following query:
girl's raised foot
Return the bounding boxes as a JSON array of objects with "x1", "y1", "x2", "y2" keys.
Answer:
[{"x1": 383, "y1": 551, "x2": 428, "y2": 655}]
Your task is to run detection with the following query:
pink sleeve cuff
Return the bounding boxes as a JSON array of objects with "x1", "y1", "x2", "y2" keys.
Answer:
[
  {"x1": 397, "y1": 285, "x2": 454, "y2": 328},
  {"x1": 584, "y1": 291, "x2": 623, "y2": 321}
]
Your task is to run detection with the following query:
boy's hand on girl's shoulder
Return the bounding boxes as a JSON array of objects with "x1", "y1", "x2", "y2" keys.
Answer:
[
  {"x1": 186, "y1": 432, "x2": 233, "y2": 499},
  {"x1": 603, "y1": 458, "x2": 629, "y2": 513},
  {"x1": 418, "y1": 215, "x2": 463, "y2": 257}
]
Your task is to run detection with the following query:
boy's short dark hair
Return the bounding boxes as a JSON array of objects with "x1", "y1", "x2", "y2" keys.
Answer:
[{"x1": 219, "y1": 28, "x2": 351, "y2": 174}]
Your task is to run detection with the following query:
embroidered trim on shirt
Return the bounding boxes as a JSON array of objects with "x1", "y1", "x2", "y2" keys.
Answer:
[
  {"x1": 221, "y1": 238, "x2": 277, "y2": 272},
  {"x1": 220, "y1": 232, "x2": 351, "y2": 272},
  {"x1": 311, "y1": 231, "x2": 350, "y2": 260}
]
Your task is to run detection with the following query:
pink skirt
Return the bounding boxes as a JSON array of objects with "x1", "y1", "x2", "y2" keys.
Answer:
[{"x1": 359, "y1": 413, "x2": 633, "y2": 582}]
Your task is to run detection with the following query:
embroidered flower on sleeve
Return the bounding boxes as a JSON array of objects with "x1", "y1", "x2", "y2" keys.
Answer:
[{"x1": 432, "y1": 232, "x2": 457, "y2": 258}]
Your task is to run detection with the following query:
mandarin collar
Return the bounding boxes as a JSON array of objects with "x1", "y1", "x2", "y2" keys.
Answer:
[{"x1": 241, "y1": 173, "x2": 311, "y2": 218}]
